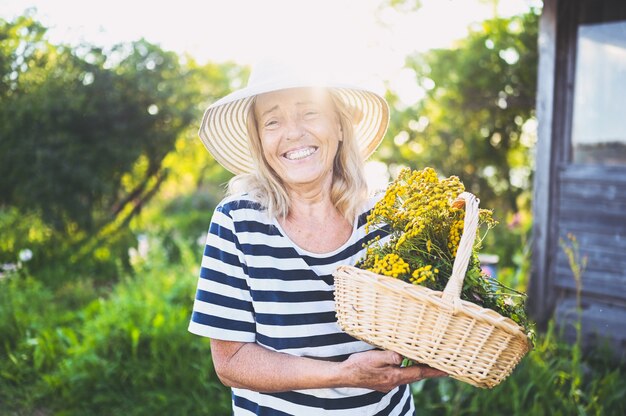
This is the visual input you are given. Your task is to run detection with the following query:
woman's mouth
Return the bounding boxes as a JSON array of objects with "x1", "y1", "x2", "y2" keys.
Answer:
[{"x1": 282, "y1": 146, "x2": 318, "y2": 161}]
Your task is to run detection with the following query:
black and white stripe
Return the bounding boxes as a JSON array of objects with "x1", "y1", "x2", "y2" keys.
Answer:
[{"x1": 189, "y1": 194, "x2": 414, "y2": 415}]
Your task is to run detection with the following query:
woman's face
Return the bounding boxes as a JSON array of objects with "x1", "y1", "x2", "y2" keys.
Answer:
[{"x1": 254, "y1": 87, "x2": 342, "y2": 190}]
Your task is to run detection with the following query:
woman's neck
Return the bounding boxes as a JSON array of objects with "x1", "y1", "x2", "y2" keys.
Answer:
[
  {"x1": 288, "y1": 190, "x2": 333, "y2": 220},
  {"x1": 278, "y1": 176, "x2": 353, "y2": 254},
  {"x1": 278, "y1": 202, "x2": 352, "y2": 254},
  {"x1": 285, "y1": 174, "x2": 337, "y2": 221}
]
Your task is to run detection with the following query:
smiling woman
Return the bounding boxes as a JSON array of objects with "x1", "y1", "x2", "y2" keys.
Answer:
[
  {"x1": 247, "y1": 88, "x2": 359, "y2": 255},
  {"x1": 242, "y1": 88, "x2": 360, "y2": 220},
  {"x1": 187, "y1": 60, "x2": 447, "y2": 415}
]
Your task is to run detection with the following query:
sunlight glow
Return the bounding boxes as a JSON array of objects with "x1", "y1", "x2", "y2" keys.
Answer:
[
  {"x1": 364, "y1": 160, "x2": 391, "y2": 193},
  {"x1": 2, "y1": 0, "x2": 538, "y2": 90}
]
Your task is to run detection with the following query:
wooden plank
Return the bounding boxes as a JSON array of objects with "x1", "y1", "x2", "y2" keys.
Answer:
[
  {"x1": 555, "y1": 229, "x2": 626, "y2": 256},
  {"x1": 558, "y1": 198, "x2": 626, "y2": 218},
  {"x1": 554, "y1": 288, "x2": 626, "y2": 309},
  {"x1": 556, "y1": 252, "x2": 626, "y2": 275},
  {"x1": 557, "y1": 227, "x2": 625, "y2": 242},
  {"x1": 560, "y1": 164, "x2": 626, "y2": 185},
  {"x1": 555, "y1": 229, "x2": 626, "y2": 254},
  {"x1": 560, "y1": 182, "x2": 626, "y2": 203},
  {"x1": 554, "y1": 296, "x2": 626, "y2": 359},
  {"x1": 558, "y1": 212, "x2": 626, "y2": 232},
  {"x1": 555, "y1": 263, "x2": 626, "y2": 283},
  {"x1": 555, "y1": 265, "x2": 626, "y2": 288},
  {"x1": 560, "y1": 173, "x2": 626, "y2": 183},
  {"x1": 554, "y1": 268, "x2": 626, "y2": 302},
  {"x1": 555, "y1": 273, "x2": 626, "y2": 290},
  {"x1": 556, "y1": 250, "x2": 626, "y2": 272},
  {"x1": 557, "y1": 217, "x2": 626, "y2": 235}
]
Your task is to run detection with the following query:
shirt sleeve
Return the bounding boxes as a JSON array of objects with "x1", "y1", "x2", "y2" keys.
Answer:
[{"x1": 188, "y1": 203, "x2": 256, "y2": 342}]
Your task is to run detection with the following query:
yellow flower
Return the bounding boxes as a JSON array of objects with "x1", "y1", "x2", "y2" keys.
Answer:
[
  {"x1": 360, "y1": 167, "x2": 493, "y2": 284},
  {"x1": 409, "y1": 265, "x2": 437, "y2": 285},
  {"x1": 368, "y1": 253, "x2": 410, "y2": 278},
  {"x1": 448, "y1": 219, "x2": 464, "y2": 257},
  {"x1": 353, "y1": 167, "x2": 532, "y2": 334}
]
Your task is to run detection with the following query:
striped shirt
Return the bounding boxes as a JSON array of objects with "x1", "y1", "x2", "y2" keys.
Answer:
[{"x1": 188, "y1": 193, "x2": 415, "y2": 415}]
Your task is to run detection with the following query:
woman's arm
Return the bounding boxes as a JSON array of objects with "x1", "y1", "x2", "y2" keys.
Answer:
[{"x1": 210, "y1": 339, "x2": 446, "y2": 393}]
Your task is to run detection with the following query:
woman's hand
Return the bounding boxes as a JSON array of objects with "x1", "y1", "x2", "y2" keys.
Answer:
[
  {"x1": 210, "y1": 339, "x2": 445, "y2": 393},
  {"x1": 339, "y1": 349, "x2": 447, "y2": 393}
]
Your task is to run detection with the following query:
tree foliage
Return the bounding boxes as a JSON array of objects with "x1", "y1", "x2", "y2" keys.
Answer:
[
  {"x1": 0, "y1": 13, "x2": 244, "y2": 274},
  {"x1": 374, "y1": 10, "x2": 539, "y2": 273},
  {"x1": 1, "y1": 16, "x2": 192, "y2": 232},
  {"x1": 0, "y1": 9, "x2": 539, "y2": 279},
  {"x1": 379, "y1": 10, "x2": 539, "y2": 216}
]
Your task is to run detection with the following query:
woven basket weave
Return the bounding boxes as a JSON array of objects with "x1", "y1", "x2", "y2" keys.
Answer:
[{"x1": 333, "y1": 192, "x2": 530, "y2": 388}]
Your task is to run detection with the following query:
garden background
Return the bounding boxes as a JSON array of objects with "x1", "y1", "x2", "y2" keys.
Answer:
[{"x1": 1, "y1": 0, "x2": 624, "y2": 414}]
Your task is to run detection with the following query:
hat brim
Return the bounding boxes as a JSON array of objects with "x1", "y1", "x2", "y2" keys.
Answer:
[{"x1": 198, "y1": 84, "x2": 389, "y2": 175}]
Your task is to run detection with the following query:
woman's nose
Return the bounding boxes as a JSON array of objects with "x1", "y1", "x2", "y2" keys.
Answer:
[{"x1": 284, "y1": 117, "x2": 305, "y2": 140}]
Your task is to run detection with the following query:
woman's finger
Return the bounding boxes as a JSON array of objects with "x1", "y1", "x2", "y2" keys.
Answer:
[{"x1": 403, "y1": 364, "x2": 447, "y2": 381}]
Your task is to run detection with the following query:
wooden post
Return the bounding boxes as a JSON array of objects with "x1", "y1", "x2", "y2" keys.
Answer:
[{"x1": 529, "y1": 0, "x2": 557, "y2": 327}]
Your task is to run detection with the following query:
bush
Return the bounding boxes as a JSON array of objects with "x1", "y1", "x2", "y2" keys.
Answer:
[
  {"x1": 2, "y1": 226, "x2": 624, "y2": 415},
  {"x1": 0, "y1": 273, "x2": 69, "y2": 413},
  {"x1": 133, "y1": 187, "x2": 221, "y2": 265},
  {"x1": 41, "y1": 239, "x2": 231, "y2": 416},
  {"x1": 411, "y1": 321, "x2": 626, "y2": 415},
  {"x1": 0, "y1": 235, "x2": 231, "y2": 415}
]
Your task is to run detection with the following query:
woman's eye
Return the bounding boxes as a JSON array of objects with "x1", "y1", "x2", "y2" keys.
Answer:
[
  {"x1": 265, "y1": 120, "x2": 278, "y2": 127},
  {"x1": 304, "y1": 110, "x2": 319, "y2": 117}
]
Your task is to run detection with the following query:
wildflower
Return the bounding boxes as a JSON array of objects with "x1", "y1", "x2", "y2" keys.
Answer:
[
  {"x1": 18, "y1": 248, "x2": 33, "y2": 262},
  {"x1": 370, "y1": 253, "x2": 410, "y2": 278},
  {"x1": 448, "y1": 220, "x2": 464, "y2": 257},
  {"x1": 410, "y1": 265, "x2": 437, "y2": 285},
  {"x1": 354, "y1": 167, "x2": 530, "y2": 331}
]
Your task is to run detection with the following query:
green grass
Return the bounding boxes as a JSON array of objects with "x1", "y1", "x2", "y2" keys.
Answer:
[
  {"x1": 1, "y1": 235, "x2": 624, "y2": 416},
  {"x1": 0, "y1": 239, "x2": 231, "y2": 416},
  {"x1": 411, "y1": 321, "x2": 625, "y2": 415}
]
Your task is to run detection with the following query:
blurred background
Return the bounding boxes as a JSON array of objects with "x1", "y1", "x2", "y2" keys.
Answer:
[{"x1": 0, "y1": 0, "x2": 624, "y2": 415}]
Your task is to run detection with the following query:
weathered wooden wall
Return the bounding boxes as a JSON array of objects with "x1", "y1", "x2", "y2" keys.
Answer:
[
  {"x1": 531, "y1": 0, "x2": 626, "y2": 359},
  {"x1": 554, "y1": 166, "x2": 626, "y2": 302},
  {"x1": 553, "y1": 166, "x2": 626, "y2": 358}
]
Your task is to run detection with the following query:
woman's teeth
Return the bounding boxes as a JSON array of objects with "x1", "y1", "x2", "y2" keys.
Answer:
[{"x1": 284, "y1": 147, "x2": 317, "y2": 160}]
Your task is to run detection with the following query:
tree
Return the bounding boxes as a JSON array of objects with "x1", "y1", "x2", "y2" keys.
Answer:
[
  {"x1": 377, "y1": 10, "x2": 540, "y2": 270},
  {"x1": 381, "y1": 10, "x2": 538, "y2": 211},
  {"x1": 0, "y1": 13, "x2": 244, "y2": 275}
]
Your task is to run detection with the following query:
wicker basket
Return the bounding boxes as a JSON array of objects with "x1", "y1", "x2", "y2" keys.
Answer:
[{"x1": 333, "y1": 192, "x2": 530, "y2": 388}]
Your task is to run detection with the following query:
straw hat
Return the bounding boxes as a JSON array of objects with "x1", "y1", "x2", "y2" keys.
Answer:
[{"x1": 198, "y1": 58, "x2": 390, "y2": 175}]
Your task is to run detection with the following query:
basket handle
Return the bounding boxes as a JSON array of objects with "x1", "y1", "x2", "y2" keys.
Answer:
[{"x1": 441, "y1": 192, "x2": 480, "y2": 306}]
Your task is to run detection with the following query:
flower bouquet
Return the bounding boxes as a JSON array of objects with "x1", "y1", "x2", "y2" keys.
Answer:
[{"x1": 333, "y1": 167, "x2": 532, "y2": 388}]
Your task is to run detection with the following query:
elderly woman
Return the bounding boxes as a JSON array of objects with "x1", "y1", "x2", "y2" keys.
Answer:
[{"x1": 188, "y1": 62, "x2": 446, "y2": 415}]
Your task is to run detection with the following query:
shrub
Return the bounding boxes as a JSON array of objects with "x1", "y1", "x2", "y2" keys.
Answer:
[
  {"x1": 0, "y1": 273, "x2": 62, "y2": 412},
  {"x1": 42, "y1": 239, "x2": 231, "y2": 415},
  {"x1": 411, "y1": 321, "x2": 626, "y2": 415}
]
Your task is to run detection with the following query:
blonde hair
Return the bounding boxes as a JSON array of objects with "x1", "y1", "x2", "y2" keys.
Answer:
[{"x1": 227, "y1": 90, "x2": 368, "y2": 222}]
